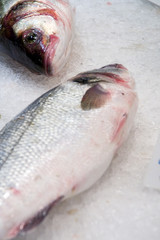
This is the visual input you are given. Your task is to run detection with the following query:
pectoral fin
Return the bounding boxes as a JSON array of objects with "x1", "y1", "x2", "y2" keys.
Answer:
[{"x1": 81, "y1": 84, "x2": 110, "y2": 111}]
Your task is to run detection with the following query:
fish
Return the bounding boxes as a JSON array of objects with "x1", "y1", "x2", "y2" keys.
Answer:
[
  {"x1": 0, "y1": 0, "x2": 73, "y2": 76},
  {"x1": 147, "y1": 0, "x2": 160, "y2": 7},
  {"x1": 0, "y1": 63, "x2": 138, "y2": 239}
]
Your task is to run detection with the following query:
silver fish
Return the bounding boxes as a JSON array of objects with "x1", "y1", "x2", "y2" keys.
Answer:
[
  {"x1": 0, "y1": 0, "x2": 73, "y2": 76},
  {"x1": 0, "y1": 64, "x2": 138, "y2": 239}
]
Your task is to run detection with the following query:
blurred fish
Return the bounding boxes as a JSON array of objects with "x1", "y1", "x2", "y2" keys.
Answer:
[
  {"x1": 0, "y1": 64, "x2": 138, "y2": 239},
  {"x1": 0, "y1": 0, "x2": 73, "y2": 76},
  {"x1": 147, "y1": 0, "x2": 160, "y2": 7}
]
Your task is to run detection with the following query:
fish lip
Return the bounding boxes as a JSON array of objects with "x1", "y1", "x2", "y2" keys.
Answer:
[{"x1": 44, "y1": 34, "x2": 60, "y2": 76}]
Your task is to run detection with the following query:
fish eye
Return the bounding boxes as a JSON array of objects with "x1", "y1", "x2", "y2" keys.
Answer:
[
  {"x1": 22, "y1": 29, "x2": 42, "y2": 45},
  {"x1": 25, "y1": 33, "x2": 38, "y2": 43}
]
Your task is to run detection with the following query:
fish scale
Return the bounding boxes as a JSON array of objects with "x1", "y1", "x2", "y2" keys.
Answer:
[
  {"x1": 0, "y1": 90, "x2": 50, "y2": 169},
  {"x1": 0, "y1": 83, "x2": 87, "y2": 192}
]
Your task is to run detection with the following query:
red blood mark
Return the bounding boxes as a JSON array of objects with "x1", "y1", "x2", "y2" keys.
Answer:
[
  {"x1": 98, "y1": 73, "x2": 130, "y2": 88},
  {"x1": 7, "y1": 224, "x2": 24, "y2": 239},
  {"x1": 36, "y1": 8, "x2": 59, "y2": 20},
  {"x1": 106, "y1": 2, "x2": 112, "y2": 5},
  {"x1": 72, "y1": 185, "x2": 77, "y2": 192},
  {"x1": 8, "y1": 186, "x2": 21, "y2": 195},
  {"x1": 3, "y1": 8, "x2": 59, "y2": 29},
  {"x1": 112, "y1": 113, "x2": 127, "y2": 142},
  {"x1": 12, "y1": 188, "x2": 21, "y2": 195},
  {"x1": 44, "y1": 34, "x2": 60, "y2": 75}
]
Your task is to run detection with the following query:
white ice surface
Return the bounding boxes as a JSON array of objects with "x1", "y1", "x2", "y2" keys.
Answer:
[{"x1": 0, "y1": 0, "x2": 160, "y2": 239}]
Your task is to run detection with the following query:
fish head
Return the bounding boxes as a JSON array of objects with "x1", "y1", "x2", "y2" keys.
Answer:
[
  {"x1": 72, "y1": 63, "x2": 138, "y2": 145},
  {"x1": 0, "y1": 0, "x2": 72, "y2": 76},
  {"x1": 15, "y1": 27, "x2": 59, "y2": 75}
]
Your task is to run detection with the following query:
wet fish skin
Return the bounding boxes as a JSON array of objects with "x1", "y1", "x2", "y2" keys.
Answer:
[
  {"x1": 0, "y1": 0, "x2": 73, "y2": 76},
  {"x1": 0, "y1": 64, "x2": 138, "y2": 239}
]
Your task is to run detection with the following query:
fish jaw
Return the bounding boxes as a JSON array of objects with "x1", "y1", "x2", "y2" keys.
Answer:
[
  {"x1": 0, "y1": 64, "x2": 138, "y2": 239},
  {"x1": 0, "y1": 0, "x2": 73, "y2": 75}
]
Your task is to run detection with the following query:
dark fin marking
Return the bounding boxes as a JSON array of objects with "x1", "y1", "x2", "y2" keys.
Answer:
[
  {"x1": 22, "y1": 196, "x2": 64, "y2": 232},
  {"x1": 81, "y1": 84, "x2": 109, "y2": 111},
  {"x1": 73, "y1": 76, "x2": 100, "y2": 84}
]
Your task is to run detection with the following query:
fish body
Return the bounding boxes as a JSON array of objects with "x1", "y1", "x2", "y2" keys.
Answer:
[
  {"x1": 0, "y1": 0, "x2": 73, "y2": 76},
  {"x1": 0, "y1": 64, "x2": 138, "y2": 239}
]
